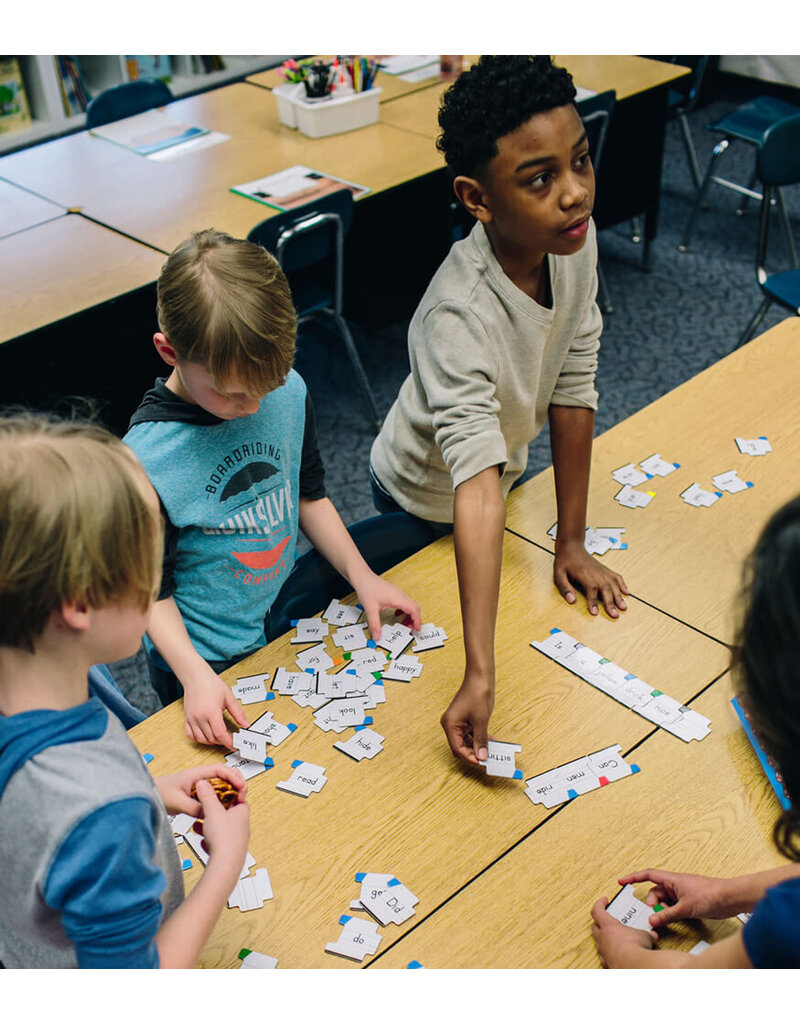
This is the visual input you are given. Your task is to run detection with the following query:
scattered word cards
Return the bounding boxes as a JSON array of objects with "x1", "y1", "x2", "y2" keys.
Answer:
[
  {"x1": 291, "y1": 617, "x2": 329, "y2": 644},
  {"x1": 353, "y1": 871, "x2": 420, "y2": 926},
  {"x1": 225, "y1": 750, "x2": 273, "y2": 780},
  {"x1": 238, "y1": 948, "x2": 278, "y2": 969},
  {"x1": 228, "y1": 867, "x2": 273, "y2": 912},
  {"x1": 232, "y1": 673, "x2": 273, "y2": 704},
  {"x1": 381, "y1": 654, "x2": 423, "y2": 682},
  {"x1": 614, "y1": 483, "x2": 655, "y2": 509},
  {"x1": 712, "y1": 469, "x2": 753, "y2": 494},
  {"x1": 606, "y1": 884, "x2": 655, "y2": 932},
  {"x1": 334, "y1": 725, "x2": 385, "y2": 761},
  {"x1": 524, "y1": 744, "x2": 638, "y2": 808},
  {"x1": 479, "y1": 739, "x2": 523, "y2": 779},
  {"x1": 323, "y1": 598, "x2": 364, "y2": 626},
  {"x1": 531, "y1": 629, "x2": 711, "y2": 742},
  {"x1": 735, "y1": 436, "x2": 771, "y2": 456},
  {"x1": 548, "y1": 522, "x2": 627, "y2": 556},
  {"x1": 412, "y1": 623, "x2": 447, "y2": 652},
  {"x1": 638, "y1": 453, "x2": 680, "y2": 477},
  {"x1": 325, "y1": 915, "x2": 382, "y2": 961},
  {"x1": 680, "y1": 482, "x2": 722, "y2": 508},
  {"x1": 276, "y1": 759, "x2": 327, "y2": 797}
]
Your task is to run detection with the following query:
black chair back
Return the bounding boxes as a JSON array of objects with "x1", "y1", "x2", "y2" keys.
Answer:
[
  {"x1": 577, "y1": 90, "x2": 616, "y2": 171},
  {"x1": 86, "y1": 78, "x2": 173, "y2": 129},
  {"x1": 248, "y1": 188, "x2": 354, "y2": 273},
  {"x1": 758, "y1": 112, "x2": 800, "y2": 188}
]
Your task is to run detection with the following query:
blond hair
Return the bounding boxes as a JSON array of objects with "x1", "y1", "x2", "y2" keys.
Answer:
[
  {"x1": 0, "y1": 414, "x2": 162, "y2": 653},
  {"x1": 157, "y1": 228, "x2": 297, "y2": 396}
]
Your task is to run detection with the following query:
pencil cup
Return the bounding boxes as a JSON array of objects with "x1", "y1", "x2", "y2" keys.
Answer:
[{"x1": 274, "y1": 85, "x2": 382, "y2": 138}]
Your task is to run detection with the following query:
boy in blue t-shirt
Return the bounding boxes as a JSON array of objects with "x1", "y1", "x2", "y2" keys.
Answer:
[
  {"x1": 125, "y1": 228, "x2": 420, "y2": 748},
  {"x1": 0, "y1": 414, "x2": 250, "y2": 968}
]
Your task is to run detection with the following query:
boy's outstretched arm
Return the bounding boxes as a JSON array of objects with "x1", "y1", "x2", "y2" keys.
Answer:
[
  {"x1": 297, "y1": 497, "x2": 421, "y2": 638},
  {"x1": 146, "y1": 597, "x2": 249, "y2": 748},
  {"x1": 156, "y1": 780, "x2": 250, "y2": 968},
  {"x1": 549, "y1": 404, "x2": 628, "y2": 617},
  {"x1": 440, "y1": 466, "x2": 505, "y2": 764}
]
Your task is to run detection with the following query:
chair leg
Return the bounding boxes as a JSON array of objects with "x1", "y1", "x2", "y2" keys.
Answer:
[
  {"x1": 736, "y1": 168, "x2": 759, "y2": 217},
  {"x1": 679, "y1": 137, "x2": 729, "y2": 252},
  {"x1": 678, "y1": 112, "x2": 702, "y2": 191},
  {"x1": 328, "y1": 311, "x2": 383, "y2": 430},
  {"x1": 630, "y1": 217, "x2": 642, "y2": 244},
  {"x1": 597, "y1": 260, "x2": 613, "y2": 315},
  {"x1": 775, "y1": 187, "x2": 799, "y2": 270},
  {"x1": 736, "y1": 296, "x2": 772, "y2": 349}
]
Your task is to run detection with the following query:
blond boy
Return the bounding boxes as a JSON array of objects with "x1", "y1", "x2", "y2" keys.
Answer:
[
  {"x1": 0, "y1": 414, "x2": 250, "y2": 968},
  {"x1": 125, "y1": 229, "x2": 419, "y2": 747}
]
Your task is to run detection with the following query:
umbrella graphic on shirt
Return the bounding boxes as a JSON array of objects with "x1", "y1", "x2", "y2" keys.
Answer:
[
  {"x1": 232, "y1": 535, "x2": 291, "y2": 571},
  {"x1": 221, "y1": 461, "x2": 278, "y2": 502}
]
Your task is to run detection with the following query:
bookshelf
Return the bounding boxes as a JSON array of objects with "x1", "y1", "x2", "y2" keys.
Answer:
[{"x1": 0, "y1": 55, "x2": 290, "y2": 155}]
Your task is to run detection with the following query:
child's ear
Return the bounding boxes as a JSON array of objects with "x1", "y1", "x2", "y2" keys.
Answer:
[
  {"x1": 453, "y1": 175, "x2": 492, "y2": 224},
  {"x1": 56, "y1": 601, "x2": 91, "y2": 633},
  {"x1": 153, "y1": 332, "x2": 179, "y2": 367}
]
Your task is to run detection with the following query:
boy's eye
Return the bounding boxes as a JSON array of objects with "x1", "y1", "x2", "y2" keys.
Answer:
[
  {"x1": 529, "y1": 171, "x2": 552, "y2": 188},
  {"x1": 574, "y1": 151, "x2": 591, "y2": 169}
]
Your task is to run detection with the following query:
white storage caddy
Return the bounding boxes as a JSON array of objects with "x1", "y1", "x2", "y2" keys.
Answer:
[{"x1": 273, "y1": 83, "x2": 382, "y2": 138}]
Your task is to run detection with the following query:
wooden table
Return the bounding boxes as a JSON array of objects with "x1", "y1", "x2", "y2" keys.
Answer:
[
  {"x1": 370, "y1": 673, "x2": 785, "y2": 968},
  {"x1": 0, "y1": 178, "x2": 65, "y2": 238},
  {"x1": 0, "y1": 214, "x2": 165, "y2": 345},
  {"x1": 128, "y1": 532, "x2": 729, "y2": 968},
  {"x1": 506, "y1": 317, "x2": 800, "y2": 645},
  {"x1": 0, "y1": 83, "x2": 445, "y2": 255},
  {"x1": 379, "y1": 55, "x2": 688, "y2": 260}
]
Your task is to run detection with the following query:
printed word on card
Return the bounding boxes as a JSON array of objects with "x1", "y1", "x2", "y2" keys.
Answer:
[
  {"x1": 377, "y1": 622, "x2": 414, "y2": 658},
  {"x1": 531, "y1": 629, "x2": 711, "y2": 741},
  {"x1": 524, "y1": 744, "x2": 639, "y2": 808},
  {"x1": 332, "y1": 622, "x2": 369, "y2": 652},
  {"x1": 346, "y1": 646, "x2": 388, "y2": 672},
  {"x1": 238, "y1": 949, "x2": 278, "y2": 969},
  {"x1": 325, "y1": 915, "x2": 382, "y2": 961},
  {"x1": 225, "y1": 751, "x2": 273, "y2": 779},
  {"x1": 291, "y1": 617, "x2": 329, "y2": 644},
  {"x1": 479, "y1": 740, "x2": 523, "y2": 779},
  {"x1": 612, "y1": 462, "x2": 651, "y2": 486},
  {"x1": 247, "y1": 709, "x2": 297, "y2": 746},
  {"x1": 548, "y1": 523, "x2": 627, "y2": 556},
  {"x1": 359, "y1": 876, "x2": 419, "y2": 926},
  {"x1": 712, "y1": 469, "x2": 753, "y2": 494},
  {"x1": 381, "y1": 654, "x2": 424, "y2": 681},
  {"x1": 680, "y1": 482, "x2": 722, "y2": 508},
  {"x1": 351, "y1": 871, "x2": 395, "y2": 910},
  {"x1": 334, "y1": 726, "x2": 385, "y2": 761},
  {"x1": 606, "y1": 884, "x2": 655, "y2": 932},
  {"x1": 412, "y1": 623, "x2": 447, "y2": 652},
  {"x1": 313, "y1": 697, "x2": 372, "y2": 733},
  {"x1": 232, "y1": 673, "x2": 272, "y2": 704},
  {"x1": 276, "y1": 760, "x2": 327, "y2": 797},
  {"x1": 295, "y1": 643, "x2": 339, "y2": 672},
  {"x1": 228, "y1": 867, "x2": 273, "y2": 912},
  {"x1": 614, "y1": 484, "x2": 654, "y2": 509},
  {"x1": 273, "y1": 666, "x2": 317, "y2": 695},
  {"x1": 323, "y1": 598, "x2": 363, "y2": 626},
  {"x1": 735, "y1": 436, "x2": 771, "y2": 456}
]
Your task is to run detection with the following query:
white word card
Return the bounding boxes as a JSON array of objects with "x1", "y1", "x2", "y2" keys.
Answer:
[
  {"x1": 412, "y1": 623, "x2": 447, "y2": 652},
  {"x1": 334, "y1": 727, "x2": 385, "y2": 762},
  {"x1": 323, "y1": 598, "x2": 363, "y2": 626},
  {"x1": 614, "y1": 484, "x2": 655, "y2": 509},
  {"x1": 479, "y1": 739, "x2": 523, "y2": 779},
  {"x1": 680, "y1": 482, "x2": 722, "y2": 508},
  {"x1": 360, "y1": 876, "x2": 419, "y2": 926},
  {"x1": 606, "y1": 884, "x2": 655, "y2": 932},
  {"x1": 228, "y1": 867, "x2": 273, "y2": 911},
  {"x1": 296, "y1": 643, "x2": 338, "y2": 672},
  {"x1": 332, "y1": 622, "x2": 369, "y2": 652},
  {"x1": 325, "y1": 915, "x2": 382, "y2": 961},
  {"x1": 238, "y1": 949, "x2": 278, "y2": 969},
  {"x1": 232, "y1": 673, "x2": 272, "y2": 704},
  {"x1": 712, "y1": 469, "x2": 753, "y2": 494},
  {"x1": 524, "y1": 743, "x2": 639, "y2": 808},
  {"x1": 291, "y1": 617, "x2": 329, "y2": 644},
  {"x1": 639, "y1": 453, "x2": 680, "y2": 477},
  {"x1": 735, "y1": 436, "x2": 771, "y2": 456},
  {"x1": 377, "y1": 622, "x2": 414, "y2": 658},
  {"x1": 276, "y1": 759, "x2": 327, "y2": 797},
  {"x1": 381, "y1": 654, "x2": 423, "y2": 682},
  {"x1": 612, "y1": 462, "x2": 651, "y2": 486},
  {"x1": 248, "y1": 709, "x2": 297, "y2": 747},
  {"x1": 225, "y1": 751, "x2": 273, "y2": 779}
]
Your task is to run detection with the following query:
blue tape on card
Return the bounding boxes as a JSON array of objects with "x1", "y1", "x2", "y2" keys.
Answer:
[
  {"x1": 355, "y1": 725, "x2": 366, "y2": 732},
  {"x1": 567, "y1": 789, "x2": 578, "y2": 800},
  {"x1": 181, "y1": 858, "x2": 192, "y2": 870},
  {"x1": 550, "y1": 627, "x2": 561, "y2": 635},
  {"x1": 362, "y1": 716, "x2": 373, "y2": 726},
  {"x1": 387, "y1": 877, "x2": 401, "y2": 887},
  {"x1": 290, "y1": 619, "x2": 298, "y2": 627},
  {"x1": 747, "y1": 481, "x2": 754, "y2": 488},
  {"x1": 291, "y1": 759, "x2": 303, "y2": 768},
  {"x1": 355, "y1": 872, "x2": 366, "y2": 882},
  {"x1": 624, "y1": 673, "x2": 636, "y2": 680},
  {"x1": 367, "y1": 639, "x2": 376, "y2": 648},
  {"x1": 513, "y1": 770, "x2": 523, "y2": 780},
  {"x1": 631, "y1": 764, "x2": 641, "y2": 774},
  {"x1": 620, "y1": 543, "x2": 629, "y2": 549},
  {"x1": 265, "y1": 692, "x2": 275, "y2": 700},
  {"x1": 288, "y1": 723, "x2": 297, "y2": 732},
  {"x1": 339, "y1": 914, "x2": 352, "y2": 925},
  {"x1": 264, "y1": 757, "x2": 274, "y2": 768},
  {"x1": 407, "y1": 960, "x2": 424, "y2": 969},
  {"x1": 142, "y1": 753, "x2": 154, "y2": 764},
  {"x1": 304, "y1": 667, "x2": 315, "y2": 674},
  {"x1": 356, "y1": 604, "x2": 364, "y2": 610},
  {"x1": 715, "y1": 491, "x2": 723, "y2": 498}
]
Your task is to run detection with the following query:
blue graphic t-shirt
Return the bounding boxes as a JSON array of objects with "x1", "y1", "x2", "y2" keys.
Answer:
[{"x1": 125, "y1": 370, "x2": 323, "y2": 661}]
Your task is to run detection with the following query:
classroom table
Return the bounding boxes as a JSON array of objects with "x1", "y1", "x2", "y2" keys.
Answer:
[
  {"x1": 379, "y1": 55, "x2": 689, "y2": 261},
  {"x1": 128, "y1": 532, "x2": 729, "y2": 968},
  {"x1": 0, "y1": 178, "x2": 65, "y2": 239},
  {"x1": 0, "y1": 213, "x2": 165, "y2": 345},
  {"x1": 505, "y1": 316, "x2": 800, "y2": 646},
  {"x1": 370, "y1": 673, "x2": 786, "y2": 968},
  {"x1": 0, "y1": 82, "x2": 445, "y2": 256}
]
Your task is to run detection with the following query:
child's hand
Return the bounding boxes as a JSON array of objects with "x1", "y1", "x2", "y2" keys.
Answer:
[
  {"x1": 193, "y1": 779, "x2": 250, "y2": 880},
  {"x1": 618, "y1": 869, "x2": 733, "y2": 927},
  {"x1": 182, "y1": 663, "x2": 250, "y2": 748},
  {"x1": 440, "y1": 671, "x2": 494, "y2": 764},
  {"x1": 553, "y1": 539, "x2": 629, "y2": 618},
  {"x1": 353, "y1": 570, "x2": 422, "y2": 639},
  {"x1": 591, "y1": 896, "x2": 657, "y2": 967},
  {"x1": 153, "y1": 764, "x2": 247, "y2": 817}
]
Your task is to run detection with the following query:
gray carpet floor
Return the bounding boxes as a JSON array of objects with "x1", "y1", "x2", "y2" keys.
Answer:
[{"x1": 111, "y1": 88, "x2": 800, "y2": 717}]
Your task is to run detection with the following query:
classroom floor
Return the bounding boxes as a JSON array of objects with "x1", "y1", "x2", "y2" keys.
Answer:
[{"x1": 111, "y1": 89, "x2": 800, "y2": 715}]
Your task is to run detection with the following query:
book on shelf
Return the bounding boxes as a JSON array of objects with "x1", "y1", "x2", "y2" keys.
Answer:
[
  {"x1": 126, "y1": 55, "x2": 172, "y2": 83},
  {"x1": 0, "y1": 57, "x2": 31, "y2": 135},
  {"x1": 55, "y1": 56, "x2": 90, "y2": 116},
  {"x1": 230, "y1": 165, "x2": 369, "y2": 212},
  {"x1": 193, "y1": 56, "x2": 227, "y2": 74},
  {"x1": 89, "y1": 108, "x2": 209, "y2": 156},
  {"x1": 731, "y1": 694, "x2": 792, "y2": 810}
]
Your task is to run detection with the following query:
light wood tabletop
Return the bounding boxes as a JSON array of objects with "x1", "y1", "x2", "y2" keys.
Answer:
[
  {"x1": 128, "y1": 531, "x2": 729, "y2": 968},
  {"x1": 0, "y1": 214, "x2": 165, "y2": 345},
  {"x1": 506, "y1": 317, "x2": 800, "y2": 645},
  {"x1": 0, "y1": 178, "x2": 65, "y2": 239},
  {"x1": 0, "y1": 83, "x2": 445, "y2": 255},
  {"x1": 370, "y1": 672, "x2": 786, "y2": 968},
  {"x1": 379, "y1": 55, "x2": 689, "y2": 138}
]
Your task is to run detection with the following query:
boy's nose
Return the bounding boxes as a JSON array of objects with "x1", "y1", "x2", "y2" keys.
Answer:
[{"x1": 561, "y1": 172, "x2": 589, "y2": 208}]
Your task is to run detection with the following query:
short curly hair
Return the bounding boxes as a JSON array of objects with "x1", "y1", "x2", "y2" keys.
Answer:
[{"x1": 437, "y1": 55, "x2": 577, "y2": 178}]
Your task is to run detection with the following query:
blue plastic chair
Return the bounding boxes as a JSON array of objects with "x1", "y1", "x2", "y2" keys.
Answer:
[
  {"x1": 679, "y1": 93, "x2": 800, "y2": 257},
  {"x1": 266, "y1": 511, "x2": 443, "y2": 641},
  {"x1": 86, "y1": 77, "x2": 173, "y2": 129},
  {"x1": 737, "y1": 112, "x2": 800, "y2": 348},
  {"x1": 248, "y1": 189, "x2": 382, "y2": 431}
]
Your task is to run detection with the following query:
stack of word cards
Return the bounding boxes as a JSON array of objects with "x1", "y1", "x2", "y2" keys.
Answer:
[
  {"x1": 531, "y1": 629, "x2": 711, "y2": 741},
  {"x1": 548, "y1": 522, "x2": 627, "y2": 556},
  {"x1": 524, "y1": 744, "x2": 639, "y2": 808},
  {"x1": 325, "y1": 872, "x2": 420, "y2": 961}
]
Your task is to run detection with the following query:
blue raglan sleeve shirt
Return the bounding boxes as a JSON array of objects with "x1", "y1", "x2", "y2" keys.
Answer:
[
  {"x1": 43, "y1": 797, "x2": 167, "y2": 969},
  {"x1": 743, "y1": 875, "x2": 800, "y2": 968}
]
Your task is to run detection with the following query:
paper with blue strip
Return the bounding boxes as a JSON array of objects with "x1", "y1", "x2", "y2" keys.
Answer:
[
  {"x1": 276, "y1": 760, "x2": 327, "y2": 797},
  {"x1": 479, "y1": 739, "x2": 523, "y2": 779},
  {"x1": 225, "y1": 751, "x2": 273, "y2": 779},
  {"x1": 232, "y1": 673, "x2": 273, "y2": 704},
  {"x1": 524, "y1": 743, "x2": 639, "y2": 808},
  {"x1": 531, "y1": 628, "x2": 711, "y2": 742},
  {"x1": 712, "y1": 469, "x2": 754, "y2": 494},
  {"x1": 606, "y1": 884, "x2": 654, "y2": 931},
  {"x1": 612, "y1": 462, "x2": 651, "y2": 486},
  {"x1": 334, "y1": 727, "x2": 385, "y2": 761},
  {"x1": 247, "y1": 709, "x2": 297, "y2": 747},
  {"x1": 639, "y1": 452, "x2": 680, "y2": 477},
  {"x1": 735, "y1": 436, "x2": 771, "y2": 456},
  {"x1": 680, "y1": 482, "x2": 722, "y2": 507},
  {"x1": 359, "y1": 875, "x2": 419, "y2": 925},
  {"x1": 325, "y1": 913, "x2": 382, "y2": 960},
  {"x1": 291, "y1": 617, "x2": 329, "y2": 644},
  {"x1": 323, "y1": 597, "x2": 364, "y2": 626}
]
